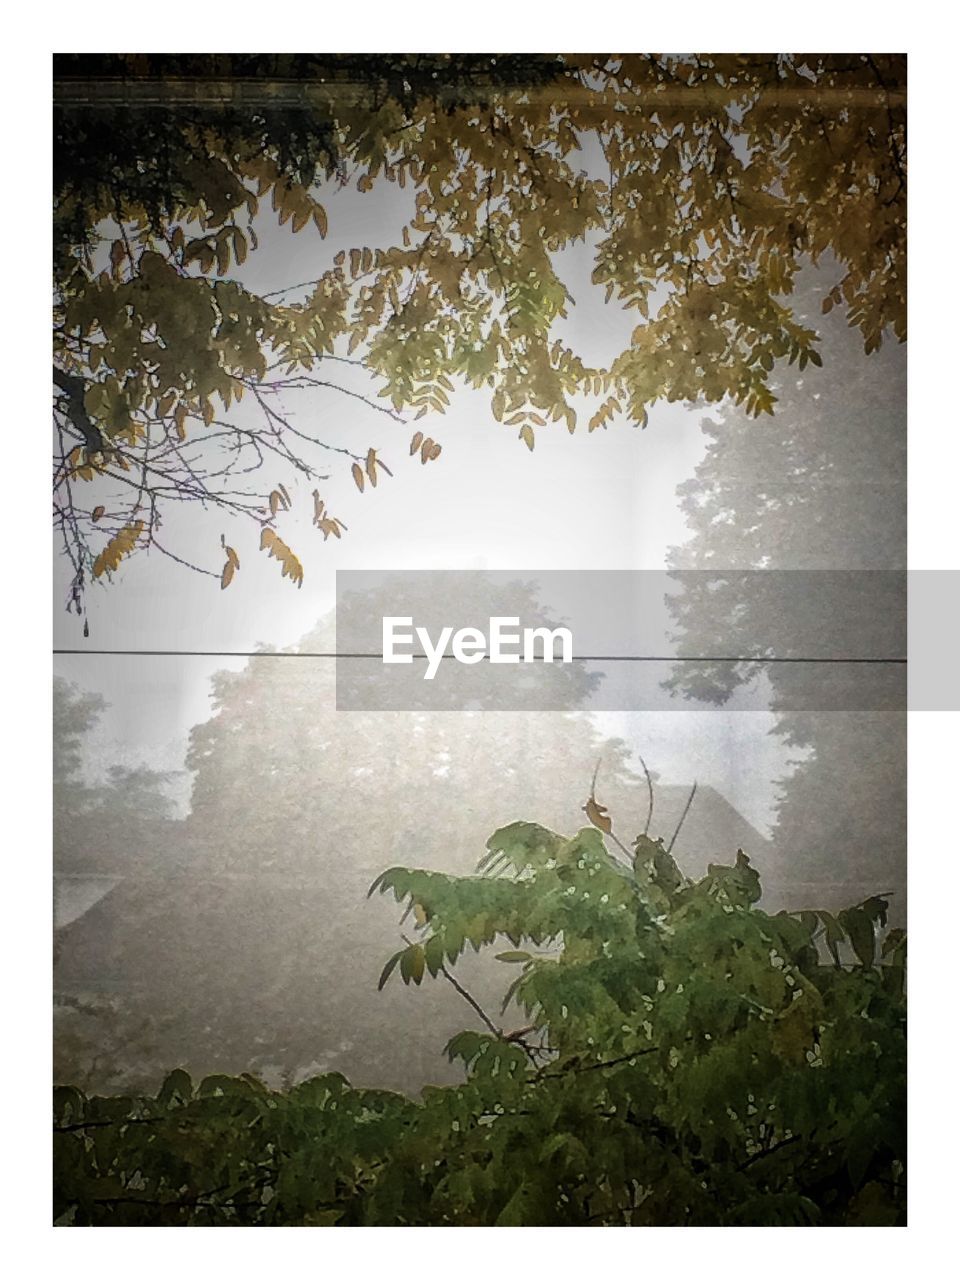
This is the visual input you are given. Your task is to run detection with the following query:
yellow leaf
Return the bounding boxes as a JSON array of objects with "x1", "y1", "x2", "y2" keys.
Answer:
[
  {"x1": 420, "y1": 438, "x2": 434, "y2": 464},
  {"x1": 582, "y1": 796, "x2": 612, "y2": 834},
  {"x1": 92, "y1": 521, "x2": 144, "y2": 579},
  {"x1": 225, "y1": 545, "x2": 240, "y2": 569},
  {"x1": 221, "y1": 560, "x2": 236, "y2": 589},
  {"x1": 259, "y1": 528, "x2": 303, "y2": 587},
  {"x1": 520, "y1": 425, "x2": 535, "y2": 451},
  {"x1": 410, "y1": 431, "x2": 424, "y2": 455},
  {"x1": 351, "y1": 462, "x2": 365, "y2": 492},
  {"x1": 365, "y1": 448, "x2": 378, "y2": 487},
  {"x1": 313, "y1": 206, "x2": 328, "y2": 237}
]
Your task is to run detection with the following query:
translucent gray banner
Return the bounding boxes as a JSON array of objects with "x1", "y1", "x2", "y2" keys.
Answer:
[{"x1": 334, "y1": 570, "x2": 908, "y2": 713}]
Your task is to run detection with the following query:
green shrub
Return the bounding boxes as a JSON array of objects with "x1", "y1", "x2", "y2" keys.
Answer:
[{"x1": 54, "y1": 817, "x2": 905, "y2": 1226}]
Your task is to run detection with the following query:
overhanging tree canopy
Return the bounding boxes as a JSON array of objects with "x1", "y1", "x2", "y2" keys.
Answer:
[{"x1": 53, "y1": 54, "x2": 906, "y2": 617}]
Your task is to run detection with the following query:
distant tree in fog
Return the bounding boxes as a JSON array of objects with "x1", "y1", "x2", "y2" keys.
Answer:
[
  {"x1": 56, "y1": 579, "x2": 765, "y2": 1094},
  {"x1": 667, "y1": 273, "x2": 906, "y2": 898},
  {"x1": 54, "y1": 677, "x2": 180, "y2": 874}
]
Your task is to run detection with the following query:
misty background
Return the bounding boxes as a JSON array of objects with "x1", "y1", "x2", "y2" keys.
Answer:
[{"x1": 53, "y1": 149, "x2": 906, "y2": 1096}]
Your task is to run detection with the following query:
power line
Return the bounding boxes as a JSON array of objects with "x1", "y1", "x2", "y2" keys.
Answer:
[{"x1": 53, "y1": 650, "x2": 906, "y2": 663}]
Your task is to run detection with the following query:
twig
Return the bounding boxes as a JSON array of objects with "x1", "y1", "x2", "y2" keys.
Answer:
[
  {"x1": 590, "y1": 755, "x2": 602, "y2": 798},
  {"x1": 666, "y1": 781, "x2": 697, "y2": 854},
  {"x1": 638, "y1": 753, "x2": 654, "y2": 837},
  {"x1": 54, "y1": 1115, "x2": 164, "y2": 1133},
  {"x1": 538, "y1": 1046, "x2": 659, "y2": 1080},
  {"x1": 587, "y1": 756, "x2": 634, "y2": 868},
  {"x1": 736, "y1": 1133, "x2": 803, "y2": 1173},
  {"x1": 608, "y1": 829, "x2": 635, "y2": 866},
  {"x1": 438, "y1": 963, "x2": 501, "y2": 1039}
]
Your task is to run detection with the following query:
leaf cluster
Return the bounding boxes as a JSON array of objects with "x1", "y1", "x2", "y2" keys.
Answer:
[
  {"x1": 53, "y1": 55, "x2": 905, "y2": 613},
  {"x1": 55, "y1": 810, "x2": 905, "y2": 1225}
]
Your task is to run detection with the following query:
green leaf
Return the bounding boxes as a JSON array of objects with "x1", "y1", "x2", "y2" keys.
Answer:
[
  {"x1": 378, "y1": 948, "x2": 405, "y2": 991},
  {"x1": 839, "y1": 906, "x2": 876, "y2": 968},
  {"x1": 818, "y1": 911, "x2": 844, "y2": 968},
  {"x1": 399, "y1": 943, "x2": 425, "y2": 985},
  {"x1": 157, "y1": 1069, "x2": 193, "y2": 1106}
]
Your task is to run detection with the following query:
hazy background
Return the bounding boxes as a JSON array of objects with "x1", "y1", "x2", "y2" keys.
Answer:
[{"x1": 53, "y1": 131, "x2": 906, "y2": 1096}]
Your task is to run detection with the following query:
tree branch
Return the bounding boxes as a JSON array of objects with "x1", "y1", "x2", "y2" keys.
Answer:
[
  {"x1": 53, "y1": 365, "x2": 105, "y2": 453},
  {"x1": 638, "y1": 752, "x2": 654, "y2": 837},
  {"x1": 667, "y1": 780, "x2": 697, "y2": 854},
  {"x1": 438, "y1": 963, "x2": 501, "y2": 1038}
]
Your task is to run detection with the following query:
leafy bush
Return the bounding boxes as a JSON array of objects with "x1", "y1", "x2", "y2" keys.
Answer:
[{"x1": 54, "y1": 814, "x2": 905, "y2": 1226}]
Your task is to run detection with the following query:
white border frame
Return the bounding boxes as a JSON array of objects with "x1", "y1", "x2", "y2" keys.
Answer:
[{"x1": 5, "y1": 8, "x2": 951, "y2": 1269}]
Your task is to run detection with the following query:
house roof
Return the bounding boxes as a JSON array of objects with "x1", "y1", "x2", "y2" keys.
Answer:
[
  {"x1": 54, "y1": 783, "x2": 770, "y2": 962},
  {"x1": 638, "y1": 784, "x2": 770, "y2": 879}
]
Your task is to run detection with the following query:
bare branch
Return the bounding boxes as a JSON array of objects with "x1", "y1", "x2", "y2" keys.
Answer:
[
  {"x1": 638, "y1": 752, "x2": 655, "y2": 837},
  {"x1": 438, "y1": 963, "x2": 501, "y2": 1039},
  {"x1": 667, "y1": 781, "x2": 698, "y2": 854}
]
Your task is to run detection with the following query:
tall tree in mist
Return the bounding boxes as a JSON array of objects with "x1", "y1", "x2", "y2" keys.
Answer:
[{"x1": 667, "y1": 272, "x2": 906, "y2": 899}]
